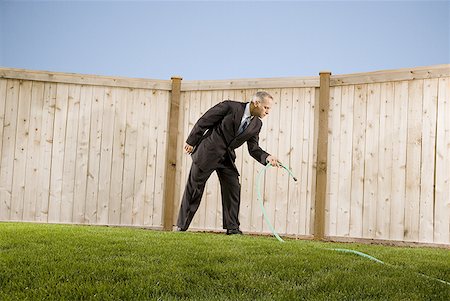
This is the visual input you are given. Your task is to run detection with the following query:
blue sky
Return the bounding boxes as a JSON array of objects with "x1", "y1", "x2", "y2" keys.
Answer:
[{"x1": 1, "y1": 0, "x2": 449, "y2": 80}]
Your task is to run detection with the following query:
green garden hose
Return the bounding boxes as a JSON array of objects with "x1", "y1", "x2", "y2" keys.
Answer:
[
  {"x1": 256, "y1": 163, "x2": 450, "y2": 287},
  {"x1": 256, "y1": 162, "x2": 297, "y2": 243}
]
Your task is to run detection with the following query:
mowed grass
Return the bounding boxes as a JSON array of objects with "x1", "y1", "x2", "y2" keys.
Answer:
[{"x1": 0, "y1": 223, "x2": 449, "y2": 300}]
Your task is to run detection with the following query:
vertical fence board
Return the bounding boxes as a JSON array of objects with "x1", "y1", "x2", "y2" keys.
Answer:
[
  {"x1": 0, "y1": 79, "x2": 8, "y2": 189},
  {"x1": 97, "y1": 87, "x2": 116, "y2": 225},
  {"x1": 23, "y1": 82, "x2": 44, "y2": 221},
  {"x1": 60, "y1": 84, "x2": 81, "y2": 223},
  {"x1": 390, "y1": 81, "x2": 409, "y2": 240},
  {"x1": 1, "y1": 80, "x2": 20, "y2": 221},
  {"x1": 326, "y1": 86, "x2": 341, "y2": 236},
  {"x1": 35, "y1": 83, "x2": 56, "y2": 222},
  {"x1": 48, "y1": 83, "x2": 69, "y2": 222},
  {"x1": 376, "y1": 82, "x2": 394, "y2": 239},
  {"x1": 404, "y1": 80, "x2": 423, "y2": 241},
  {"x1": 362, "y1": 83, "x2": 381, "y2": 238},
  {"x1": 419, "y1": 79, "x2": 438, "y2": 242},
  {"x1": 306, "y1": 88, "x2": 318, "y2": 235},
  {"x1": 11, "y1": 81, "x2": 32, "y2": 220},
  {"x1": 85, "y1": 86, "x2": 105, "y2": 224},
  {"x1": 286, "y1": 88, "x2": 302, "y2": 235},
  {"x1": 153, "y1": 90, "x2": 170, "y2": 227},
  {"x1": 73, "y1": 85, "x2": 93, "y2": 224},
  {"x1": 108, "y1": 88, "x2": 127, "y2": 225},
  {"x1": 275, "y1": 88, "x2": 293, "y2": 234},
  {"x1": 349, "y1": 84, "x2": 367, "y2": 237},
  {"x1": 262, "y1": 89, "x2": 281, "y2": 234},
  {"x1": 132, "y1": 89, "x2": 150, "y2": 225},
  {"x1": 143, "y1": 90, "x2": 158, "y2": 227},
  {"x1": 434, "y1": 77, "x2": 450, "y2": 244},
  {"x1": 337, "y1": 85, "x2": 354, "y2": 236},
  {"x1": 121, "y1": 88, "x2": 138, "y2": 225}
]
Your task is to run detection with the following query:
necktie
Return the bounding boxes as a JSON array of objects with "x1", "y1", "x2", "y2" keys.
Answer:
[{"x1": 238, "y1": 116, "x2": 251, "y2": 135}]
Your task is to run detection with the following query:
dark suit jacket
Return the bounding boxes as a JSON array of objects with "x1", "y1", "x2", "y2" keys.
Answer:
[{"x1": 186, "y1": 100, "x2": 270, "y2": 173}]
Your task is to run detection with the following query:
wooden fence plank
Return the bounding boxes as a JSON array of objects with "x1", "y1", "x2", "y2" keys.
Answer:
[
  {"x1": 307, "y1": 88, "x2": 319, "y2": 235},
  {"x1": 286, "y1": 88, "x2": 302, "y2": 235},
  {"x1": 376, "y1": 82, "x2": 394, "y2": 239},
  {"x1": 73, "y1": 85, "x2": 93, "y2": 224},
  {"x1": 337, "y1": 85, "x2": 354, "y2": 236},
  {"x1": 419, "y1": 79, "x2": 438, "y2": 242},
  {"x1": 404, "y1": 80, "x2": 424, "y2": 241},
  {"x1": 362, "y1": 83, "x2": 381, "y2": 238},
  {"x1": 143, "y1": 90, "x2": 158, "y2": 227},
  {"x1": 60, "y1": 84, "x2": 81, "y2": 223},
  {"x1": 326, "y1": 86, "x2": 341, "y2": 236},
  {"x1": 434, "y1": 77, "x2": 450, "y2": 244},
  {"x1": 274, "y1": 88, "x2": 293, "y2": 234},
  {"x1": 153, "y1": 90, "x2": 170, "y2": 227},
  {"x1": 1, "y1": 80, "x2": 20, "y2": 221},
  {"x1": 85, "y1": 86, "x2": 105, "y2": 224},
  {"x1": 97, "y1": 87, "x2": 116, "y2": 225},
  {"x1": 132, "y1": 89, "x2": 150, "y2": 226},
  {"x1": 48, "y1": 83, "x2": 69, "y2": 222},
  {"x1": 349, "y1": 84, "x2": 367, "y2": 237},
  {"x1": 35, "y1": 83, "x2": 56, "y2": 222},
  {"x1": 22, "y1": 82, "x2": 44, "y2": 221},
  {"x1": 390, "y1": 81, "x2": 409, "y2": 240},
  {"x1": 0, "y1": 79, "x2": 7, "y2": 180},
  {"x1": 107, "y1": 88, "x2": 127, "y2": 225},
  {"x1": 263, "y1": 89, "x2": 281, "y2": 234},
  {"x1": 121, "y1": 88, "x2": 138, "y2": 225},
  {"x1": 11, "y1": 81, "x2": 33, "y2": 220}
]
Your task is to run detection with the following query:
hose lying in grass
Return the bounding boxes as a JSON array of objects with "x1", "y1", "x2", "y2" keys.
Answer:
[
  {"x1": 328, "y1": 248, "x2": 450, "y2": 286},
  {"x1": 256, "y1": 163, "x2": 450, "y2": 287}
]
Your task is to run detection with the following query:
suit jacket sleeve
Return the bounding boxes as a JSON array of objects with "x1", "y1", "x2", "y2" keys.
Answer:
[
  {"x1": 186, "y1": 101, "x2": 229, "y2": 147},
  {"x1": 247, "y1": 133, "x2": 270, "y2": 165}
]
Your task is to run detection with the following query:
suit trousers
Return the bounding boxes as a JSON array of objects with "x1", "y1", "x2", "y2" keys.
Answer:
[{"x1": 177, "y1": 160, "x2": 241, "y2": 231}]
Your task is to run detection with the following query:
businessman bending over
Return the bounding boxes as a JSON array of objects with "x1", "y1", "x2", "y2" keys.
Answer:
[{"x1": 177, "y1": 91, "x2": 279, "y2": 234}]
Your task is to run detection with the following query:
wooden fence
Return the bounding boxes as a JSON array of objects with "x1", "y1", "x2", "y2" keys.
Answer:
[
  {"x1": 0, "y1": 70, "x2": 171, "y2": 228},
  {"x1": 0, "y1": 65, "x2": 449, "y2": 246}
]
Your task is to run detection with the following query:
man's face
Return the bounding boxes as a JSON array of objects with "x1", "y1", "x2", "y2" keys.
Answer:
[{"x1": 254, "y1": 97, "x2": 272, "y2": 118}]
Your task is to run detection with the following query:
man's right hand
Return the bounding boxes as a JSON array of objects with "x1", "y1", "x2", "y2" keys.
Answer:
[{"x1": 184, "y1": 144, "x2": 194, "y2": 154}]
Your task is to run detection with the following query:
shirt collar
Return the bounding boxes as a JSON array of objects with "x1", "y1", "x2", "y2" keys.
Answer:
[{"x1": 244, "y1": 102, "x2": 253, "y2": 119}]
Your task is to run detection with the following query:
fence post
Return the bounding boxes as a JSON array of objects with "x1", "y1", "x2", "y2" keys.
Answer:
[
  {"x1": 314, "y1": 71, "x2": 331, "y2": 240},
  {"x1": 163, "y1": 76, "x2": 182, "y2": 231}
]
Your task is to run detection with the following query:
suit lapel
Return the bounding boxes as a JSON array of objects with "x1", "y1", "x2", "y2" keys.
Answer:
[{"x1": 234, "y1": 102, "x2": 247, "y2": 135}]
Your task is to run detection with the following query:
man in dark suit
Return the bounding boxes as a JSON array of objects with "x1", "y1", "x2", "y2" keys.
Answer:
[{"x1": 176, "y1": 91, "x2": 279, "y2": 234}]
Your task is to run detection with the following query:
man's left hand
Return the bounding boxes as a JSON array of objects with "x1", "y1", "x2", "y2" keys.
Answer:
[{"x1": 266, "y1": 155, "x2": 280, "y2": 167}]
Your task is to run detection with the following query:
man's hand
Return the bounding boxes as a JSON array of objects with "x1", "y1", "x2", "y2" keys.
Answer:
[
  {"x1": 266, "y1": 155, "x2": 280, "y2": 167},
  {"x1": 184, "y1": 144, "x2": 194, "y2": 154}
]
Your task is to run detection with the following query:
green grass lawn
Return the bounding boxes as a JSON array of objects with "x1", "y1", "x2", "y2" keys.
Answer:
[{"x1": 0, "y1": 223, "x2": 449, "y2": 300}]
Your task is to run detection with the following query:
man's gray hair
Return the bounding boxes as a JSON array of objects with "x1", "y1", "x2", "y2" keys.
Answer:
[{"x1": 252, "y1": 91, "x2": 273, "y2": 103}]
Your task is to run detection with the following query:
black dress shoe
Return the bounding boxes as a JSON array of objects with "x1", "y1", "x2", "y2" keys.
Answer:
[
  {"x1": 226, "y1": 228, "x2": 243, "y2": 235},
  {"x1": 176, "y1": 227, "x2": 186, "y2": 232}
]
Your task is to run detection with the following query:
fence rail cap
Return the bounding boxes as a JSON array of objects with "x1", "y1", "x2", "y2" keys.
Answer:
[
  {"x1": 0, "y1": 67, "x2": 173, "y2": 90},
  {"x1": 181, "y1": 76, "x2": 320, "y2": 91},
  {"x1": 330, "y1": 64, "x2": 450, "y2": 86}
]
